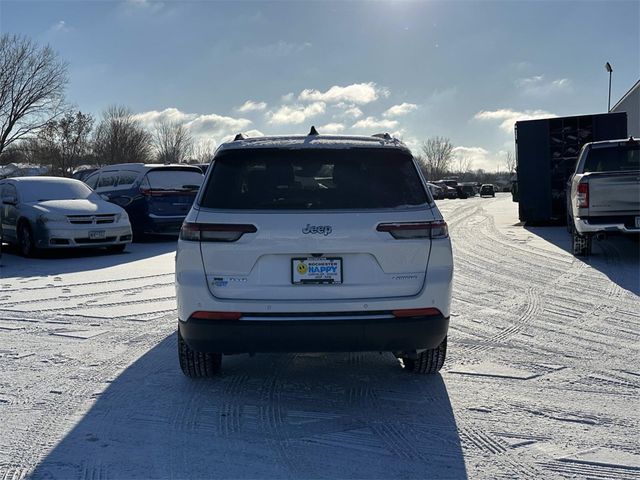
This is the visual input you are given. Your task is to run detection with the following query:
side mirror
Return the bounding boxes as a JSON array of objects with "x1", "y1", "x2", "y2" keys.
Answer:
[{"x1": 1, "y1": 195, "x2": 17, "y2": 205}]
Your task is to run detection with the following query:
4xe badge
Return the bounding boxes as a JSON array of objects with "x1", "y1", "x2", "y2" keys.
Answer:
[{"x1": 302, "y1": 224, "x2": 332, "y2": 236}]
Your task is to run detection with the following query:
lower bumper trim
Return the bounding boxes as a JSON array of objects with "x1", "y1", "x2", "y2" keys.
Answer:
[{"x1": 179, "y1": 314, "x2": 449, "y2": 354}]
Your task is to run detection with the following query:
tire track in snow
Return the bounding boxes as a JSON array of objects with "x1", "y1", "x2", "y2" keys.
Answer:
[
  {"x1": 0, "y1": 282, "x2": 174, "y2": 307},
  {"x1": 0, "y1": 273, "x2": 173, "y2": 292}
]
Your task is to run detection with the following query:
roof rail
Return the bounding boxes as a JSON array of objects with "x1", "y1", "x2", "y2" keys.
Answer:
[
  {"x1": 372, "y1": 132, "x2": 392, "y2": 140},
  {"x1": 308, "y1": 126, "x2": 319, "y2": 136},
  {"x1": 233, "y1": 133, "x2": 246, "y2": 141}
]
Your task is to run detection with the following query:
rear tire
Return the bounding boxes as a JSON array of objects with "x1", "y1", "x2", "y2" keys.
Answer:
[
  {"x1": 178, "y1": 328, "x2": 222, "y2": 377},
  {"x1": 572, "y1": 230, "x2": 592, "y2": 256},
  {"x1": 402, "y1": 336, "x2": 447, "y2": 374}
]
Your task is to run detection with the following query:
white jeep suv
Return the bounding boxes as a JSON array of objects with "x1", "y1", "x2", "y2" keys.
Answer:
[{"x1": 175, "y1": 131, "x2": 453, "y2": 377}]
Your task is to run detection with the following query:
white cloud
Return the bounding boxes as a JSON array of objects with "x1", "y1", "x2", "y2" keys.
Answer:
[
  {"x1": 333, "y1": 103, "x2": 363, "y2": 119},
  {"x1": 132, "y1": 107, "x2": 191, "y2": 125},
  {"x1": 452, "y1": 146, "x2": 496, "y2": 171},
  {"x1": 516, "y1": 75, "x2": 571, "y2": 95},
  {"x1": 266, "y1": 102, "x2": 326, "y2": 125},
  {"x1": 281, "y1": 92, "x2": 295, "y2": 103},
  {"x1": 318, "y1": 123, "x2": 345, "y2": 134},
  {"x1": 299, "y1": 82, "x2": 386, "y2": 105},
  {"x1": 51, "y1": 20, "x2": 70, "y2": 33},
  {"x1": 187, "y1": 114, "x2": 252, "y2": 136},
  {"x1": 351, "y1": 117, "x2": 399, "y2": 131},
  {"x1": 383, "y1": 102, "x2": 418, "y2": 118},
  {"x1": 132, "y1": 107, "x2": 252, "y2": 142},
  {"x1": 474, "y1": 108, "x2": 556, "y2": 133},
  {"x1": 242, "y1": 41, "x2": 312, "y2": 57},
  {"x1": 235, "y1": 100, "x2": 267, "y2": 113}
]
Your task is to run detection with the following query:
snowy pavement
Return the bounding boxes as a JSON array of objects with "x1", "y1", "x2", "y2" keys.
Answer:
[{"x1": 0, "y1": 193, "x2": 639, "y2": 479}]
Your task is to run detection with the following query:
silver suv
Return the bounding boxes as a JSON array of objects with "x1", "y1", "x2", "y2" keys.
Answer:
[{"x1": 175, "y1": 131, "x2": 454, "y2": 376}]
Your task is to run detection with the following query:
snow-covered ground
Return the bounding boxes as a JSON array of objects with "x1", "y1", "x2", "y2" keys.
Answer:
[{"x1": 0, "y1": 193, "x2": 638, "y2": 479}]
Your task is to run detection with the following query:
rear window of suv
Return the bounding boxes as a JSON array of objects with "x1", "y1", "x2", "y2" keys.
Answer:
[
  {"x1": 142, "y1": 168, "x2": 204, "y2": 191},
  {"x1": 199, "y1": 148, "x2": 429, "y2": 210}
]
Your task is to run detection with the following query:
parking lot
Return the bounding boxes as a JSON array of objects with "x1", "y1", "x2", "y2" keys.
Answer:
[{"x1": 0, "y1": 193, "x2": 638, "y2": 479}]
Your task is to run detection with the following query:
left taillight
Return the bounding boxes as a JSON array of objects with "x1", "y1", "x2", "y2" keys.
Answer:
[
  {"x1": 179, "y1": 222, "x2": 257, "y2": 242},
  {"x1": 377, "y1": 221, "x2": 448, "y2": 239},
  {"x1": 576, "y1": 182, "x2": 589, "y2": 209}
]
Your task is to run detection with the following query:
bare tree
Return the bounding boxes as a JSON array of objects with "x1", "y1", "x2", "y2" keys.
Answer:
[
  {"x1": 93, "y1": 105, "x2": 152, "y2": 165},
  {"x1": 0, "y1": 34, "x2": 68, "y2": 156},
  {"x1": 504, "y1": 151, "x2": 516, "y2": 175},
  {"x1": 36, "y1": 111, "x2": 94, "y2": 175},
  {"x1": 191, "y1": 139, "x2": 216, "y2": 164},
  {"x1": 455, "y1": 154, "x2": 473, "y2": 179},
  {"x1": 418, "y1": 136, "x2": 454, "y2": 180},
  {"x1": 154, "y1": 120, "x2": 193, "y2": 164}
]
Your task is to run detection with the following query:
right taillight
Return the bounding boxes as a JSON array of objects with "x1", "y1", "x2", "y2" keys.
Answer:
[
  {"x1": 376, "y1": 221, "x2": 448, "y2": 239},
  {"x1": 180, "y1": 222, "x2": 257, "y2": 242},
  {"x1": 576, "y1": 182, "x2": 589, "y2": 208}
]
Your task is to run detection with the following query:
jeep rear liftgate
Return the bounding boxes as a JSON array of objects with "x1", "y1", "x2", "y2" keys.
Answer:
[{"x1": 195, "y1": 211, "x2": 436, "y2": 301}]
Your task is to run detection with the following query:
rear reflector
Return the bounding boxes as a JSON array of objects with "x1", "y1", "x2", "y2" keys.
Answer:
[
  {"x1": 392, "y1": 308, "x2": 442, "y2": 318},
  {"x1": 180, "y1": 222, "x2": 257, "y2": 242},
  {"x1": 576, "y1": 182, "x2": 589, "y2": 209},
  {"x1": 377, "y1": 221, "x2": 448, "y2": 239},
  {"x1": 191, "y1": 311, "x2": 242, "y2": 320}
]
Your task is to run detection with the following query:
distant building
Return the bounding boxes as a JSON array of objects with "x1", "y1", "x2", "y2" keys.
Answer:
[{"x1": 611, "y1": 79, "x2": 640, "y2": 137}]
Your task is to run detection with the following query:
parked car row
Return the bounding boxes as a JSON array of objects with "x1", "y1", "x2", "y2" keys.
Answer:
[
  {"x1": 426, "y1": 180, "x2": 497, "y2": 200},
  {"x1": 0, "y1": 163, "x2": 206, "y2": 256}
]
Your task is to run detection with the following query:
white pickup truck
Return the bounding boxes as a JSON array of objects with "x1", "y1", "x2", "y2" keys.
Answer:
[{"x1": 567, "y1": 137, "x2": 640, "y2": 256}]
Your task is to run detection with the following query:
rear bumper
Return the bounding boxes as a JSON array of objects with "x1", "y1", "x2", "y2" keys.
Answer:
[
  {"x1": 178, "y1": 313, "x2": 449, "y2": 354},
  {"x1": 575, "y1": 217, "x2": 640, "y2": 234}
]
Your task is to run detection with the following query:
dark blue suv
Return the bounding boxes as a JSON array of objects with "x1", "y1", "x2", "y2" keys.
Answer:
[{"x1": 85, "y1": 164, "x2": 203, "y2": 239}]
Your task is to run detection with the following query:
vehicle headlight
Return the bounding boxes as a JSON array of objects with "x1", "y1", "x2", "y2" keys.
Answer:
[
  {"x1": 37, "y1": 213, "x2": 67, "y2": 224},
  {"x1": 116, "y1": 211, "x2": 129, "y2": 222}
]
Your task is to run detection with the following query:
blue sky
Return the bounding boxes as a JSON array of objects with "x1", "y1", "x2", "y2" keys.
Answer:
[{"x1": 1, "y1": 0, "x2": 638, "y2": 169}]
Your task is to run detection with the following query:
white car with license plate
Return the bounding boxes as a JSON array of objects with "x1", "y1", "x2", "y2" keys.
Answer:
[
  {"x1": 175, "y1": 131, "x2": 454, "y2": 376},
  {"x1": 0, "y1": 177, "x2": 132, "y2": 256}
]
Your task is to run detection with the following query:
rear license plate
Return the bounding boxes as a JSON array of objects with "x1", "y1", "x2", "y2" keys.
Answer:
[
  {"x1": 89, "y1": 230, "x2": 106, "y2": 240},
  {"x1": 292, "y1": 257, "x2": 342, "y2": 284},
  {"x1": 636, "y1": 216, "x2": 640, "y2": 228}
]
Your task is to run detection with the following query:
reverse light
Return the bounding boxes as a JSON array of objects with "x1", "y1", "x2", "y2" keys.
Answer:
[
  {"x1": 377, "y1": 221, "x2": 448, "y2": 239},
  {"x1": 179, "y1": 222, "x2": 257, "y2": 242},
  {"x1": 392, "y1": 308, "x2": 442, "y2": 318},
  {"x1": 576, "y1": 182, "x2": 589, "y2": 209},
  {"x1": 191, "y1": 311, "x2": 242, "y2": 320}
]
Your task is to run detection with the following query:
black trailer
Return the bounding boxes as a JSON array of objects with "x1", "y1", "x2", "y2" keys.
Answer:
[{"x1": 515, "y1": 112, "x2": 627, "y2": 224}]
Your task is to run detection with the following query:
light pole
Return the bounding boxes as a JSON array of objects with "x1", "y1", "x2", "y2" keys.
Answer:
[{"x1": 605, "y1": 62, "x2": 613, "y2": 112}]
